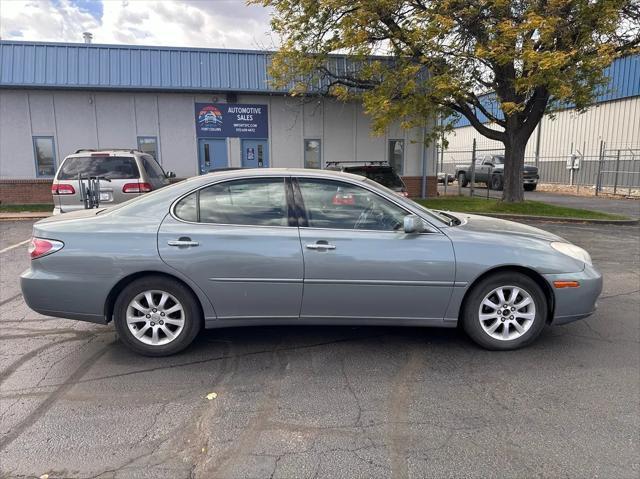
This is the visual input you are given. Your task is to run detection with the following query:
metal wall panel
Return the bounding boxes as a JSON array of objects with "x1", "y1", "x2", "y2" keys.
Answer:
[
  {"x1": 443, "y1": 96, "x2": 640, "y2": 159},
  {"x1": 450, "y1": 54, "x2": 639, "y2": 128},
  {"x1": 0, "y1": 41, "x2": 283, "y2": 93}
]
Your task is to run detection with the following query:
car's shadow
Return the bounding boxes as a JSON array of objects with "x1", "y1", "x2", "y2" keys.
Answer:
[{"x1": 101, "y1": 322, "x2": 588, "y2": 378}]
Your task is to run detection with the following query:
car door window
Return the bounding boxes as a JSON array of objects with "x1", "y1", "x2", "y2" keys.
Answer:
[
  {"x1": 297, "y1": 178, "x2": 407, "y2": 231},
  {"x1": 174, "y1": 178, "x2": 289, "y2": 227}
]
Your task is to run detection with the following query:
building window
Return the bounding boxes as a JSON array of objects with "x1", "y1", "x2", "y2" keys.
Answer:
[
  {"x1": 304, "y1": 139, "x2": 322, "y2": 169},
  {"x1": 137, "y1": 136, "x2": 159, "y2": 162},
  {"x1": 33, "y1": 137, "x2": 57, "y2": 177},
  {"x1": 388, "y1": 140, "x2": 404, "y2": 175}
]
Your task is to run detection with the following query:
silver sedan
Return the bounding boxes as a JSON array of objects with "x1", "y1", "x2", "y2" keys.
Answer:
[{"x1": 21, "y1": 169, "x2": 602, "y2": 356}]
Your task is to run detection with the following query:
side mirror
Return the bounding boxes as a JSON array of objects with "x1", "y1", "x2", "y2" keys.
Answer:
[
  {"x1": 166, "y1": 171, "x2": 176, "y2": 178},
  {"x1": 403, "y1": 214, "x2": 426, "y2": 234}
]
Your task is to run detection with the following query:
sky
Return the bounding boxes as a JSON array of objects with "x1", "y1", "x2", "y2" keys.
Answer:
[{"x1": 0, "y1": 0, "x2": 276, "y2": 49}]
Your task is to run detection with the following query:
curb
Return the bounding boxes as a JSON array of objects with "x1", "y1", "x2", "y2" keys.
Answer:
[
  {"x1": 0, "y1": 212, "x2": 51, "y2": 221},
  {"x1": 478, "y1": 212, "x2": 639, "y2": 225}
]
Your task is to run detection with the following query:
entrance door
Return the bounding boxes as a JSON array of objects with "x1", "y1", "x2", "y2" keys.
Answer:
[
  {"x1": 241, "y1": 139, "x2": 269, "y2": 168},
  {"x1": 198, "y1": 139, "x2": 228, "y2": 174}
]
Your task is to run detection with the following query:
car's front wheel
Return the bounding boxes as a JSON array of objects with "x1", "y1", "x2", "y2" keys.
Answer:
[
  {"x1": 113, "y1": 276, "x2": 202, "y2": 356},
  {"x1": 462, "y1": 272, "x2": 547, "y2": 350}
]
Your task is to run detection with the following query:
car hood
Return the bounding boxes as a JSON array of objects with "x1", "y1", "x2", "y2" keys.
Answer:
[{"x1": 443, "y1": 212, "x2": 563, "y2": 242}]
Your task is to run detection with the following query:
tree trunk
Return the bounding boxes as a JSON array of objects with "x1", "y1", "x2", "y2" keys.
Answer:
[{"x1": 502, "y1": 137, "x2": 526, "y2": 202}]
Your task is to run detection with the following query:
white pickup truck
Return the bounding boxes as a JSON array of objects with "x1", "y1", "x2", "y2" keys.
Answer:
[{"x1": 455, "y1": 155, "x2": 539, "y2": 191}]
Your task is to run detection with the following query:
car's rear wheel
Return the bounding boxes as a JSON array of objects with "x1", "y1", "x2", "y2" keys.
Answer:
[
  {"x1": 490, "y1": 174, "x2": 503, "y2": 191},
  {"x1": 113, "y1": 276, "x2": 201, "y2": 356},
  {"x1": 458, "y1": 172, "x2": 469, "y2": 187},
  {"x1": 462, "y1": 272, "x2": 547, "y2": 350},
  {"x1": 524, "y1": 184, "x2": 537, "y2": 191}
]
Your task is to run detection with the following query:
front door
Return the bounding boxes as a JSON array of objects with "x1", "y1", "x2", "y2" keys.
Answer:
[
  {"x1": 294, "y1": 177, "x2": 456, "y2": 321},
  {"x1": 158, "y1": 176, "x2": 303, "y2": 319},
  {"x1": 241, "y1": 139, "x2": 269, "y2": 168},
  {"x1": 198, "y1": 139, "x2": 228, "y2": 174}
]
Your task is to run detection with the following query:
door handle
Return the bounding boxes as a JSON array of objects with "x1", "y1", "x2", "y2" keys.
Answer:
[
  {"x1": 168, "y1": 238, "x2": 199, "y2": 247},
  {"x1": 305, "y1": 242, "x2": 336, "y2": 250}
]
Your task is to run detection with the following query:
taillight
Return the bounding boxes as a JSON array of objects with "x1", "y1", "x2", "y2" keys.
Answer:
[
  {"x1": 122, "y1": 182, "x2": 153, "y2": 193},
  {"x1": 28, "y1": 237, "x2": 64, "y2": 260},
  {"x1": 51, "y1": 184, "x2": 76, "y2": 195}
]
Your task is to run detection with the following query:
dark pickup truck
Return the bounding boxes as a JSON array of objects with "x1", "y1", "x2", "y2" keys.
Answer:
[{"x1": 455, "y1": 155, "x2": 539, "y2": 191}]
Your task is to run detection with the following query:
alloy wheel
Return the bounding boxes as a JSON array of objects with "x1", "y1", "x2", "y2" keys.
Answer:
[
  {"x1": 126, "y1": 290, "x2": 185, "y2": 346},
  {"x1": 478, "y1": 285, "x2": 536, "y2": 341}
]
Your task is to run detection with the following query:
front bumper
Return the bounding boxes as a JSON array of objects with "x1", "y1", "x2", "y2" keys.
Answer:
[{"x1": 544, "y1": 264, "x2": 603, "y2": 325}]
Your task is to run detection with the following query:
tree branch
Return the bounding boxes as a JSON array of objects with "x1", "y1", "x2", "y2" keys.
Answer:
[{"x1": 447, "y1": 100, "x2": 506, "y2": 142}]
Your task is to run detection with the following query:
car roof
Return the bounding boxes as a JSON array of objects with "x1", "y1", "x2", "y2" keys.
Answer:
[
  {"x1": 190, "y1": 167, "x2": 371, "y2": 185},
  {"x1": 65, "y1": 149, "x2": 146, "y2": 158}
]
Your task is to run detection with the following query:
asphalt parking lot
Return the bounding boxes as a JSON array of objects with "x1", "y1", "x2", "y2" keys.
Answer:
[{"x1": 1, "y1": 219, "x2": 638, "y2": 478}]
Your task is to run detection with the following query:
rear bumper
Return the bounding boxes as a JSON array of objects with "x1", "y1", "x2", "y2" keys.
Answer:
[
  {"x1": 20, "y1": 268, "x2": 108, "y2": 324},
  {"x1": 544, "y1": 264, "x2": 603, "y2": 325}
]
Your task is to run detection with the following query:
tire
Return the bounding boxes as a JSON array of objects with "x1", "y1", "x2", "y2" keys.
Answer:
[
  {"x1": 462, "y1": 272, "x2": 547, "y2": 350},
  {"x1": 524, "y1": 184, "x2": 537, "y2": 191},
  {"x1": 458, "y1": 172, "x2": 469, "y2": 187},
  {"x1": 113, "y1": 276, "x2": 202, "y2": 356},
  {"x1": 490, "y1": 174, "x2": 503, "y2": 191}
]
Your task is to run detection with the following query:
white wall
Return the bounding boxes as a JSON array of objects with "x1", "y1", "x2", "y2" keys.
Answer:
[
  {"x1": 0, "y1": 89, "x2": 434, "y2": 180},
  {"x1": 443, "y1": 96, "x2": 640, "y2": 159}
]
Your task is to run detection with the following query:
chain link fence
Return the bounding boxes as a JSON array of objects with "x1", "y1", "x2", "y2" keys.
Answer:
[{"x1": 436, "y1": 140, "x2": 640, "y2": 197}]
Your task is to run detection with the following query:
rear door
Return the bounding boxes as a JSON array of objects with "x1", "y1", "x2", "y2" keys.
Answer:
[
  {"x1": 294, "y1": 177, "x2": 456, "y2": 321},
  {"x1": 158, "y1": 176, "x2": 304, "y2": 319}
]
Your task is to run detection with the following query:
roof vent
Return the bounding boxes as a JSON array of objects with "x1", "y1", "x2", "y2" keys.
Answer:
[{"x1": 82, "y1": 32, "x2": 93, "y2": 44}]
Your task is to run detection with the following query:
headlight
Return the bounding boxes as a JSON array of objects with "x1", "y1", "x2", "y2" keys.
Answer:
[{"x1": 550, "y1": 242, "x2": 592, "y2": 265}]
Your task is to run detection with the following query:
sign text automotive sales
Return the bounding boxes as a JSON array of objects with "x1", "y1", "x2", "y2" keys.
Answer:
[{"x1": 195, "y1": 103, "x2": 268, "y2": 139}]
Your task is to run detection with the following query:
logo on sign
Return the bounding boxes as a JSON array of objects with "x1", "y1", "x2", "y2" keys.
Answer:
[{"x1": 197, "y1": 105, "x2": 223, "y2": 131}]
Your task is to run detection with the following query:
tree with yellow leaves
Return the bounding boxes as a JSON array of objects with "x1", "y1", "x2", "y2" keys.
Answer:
[{"x1": 253, "y1": 0, "x2": 639, "y2": 202}]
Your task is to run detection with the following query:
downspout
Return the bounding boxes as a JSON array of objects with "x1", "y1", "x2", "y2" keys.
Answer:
[{"x1": 421, "y1": 121, "x2": 427, "y2": 199}]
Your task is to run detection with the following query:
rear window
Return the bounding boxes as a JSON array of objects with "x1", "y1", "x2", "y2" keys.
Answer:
[
  {"x1": 344, "y1": 167, "x2": 404, "y2": 189},
  {"x1": 57, "y1": 156, "x2": 140, "y2": 180}
]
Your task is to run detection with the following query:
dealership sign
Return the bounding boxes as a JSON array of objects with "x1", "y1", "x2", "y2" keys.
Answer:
[{"x1": 195, "y1": 103, "x2": 268, "y2": 138}]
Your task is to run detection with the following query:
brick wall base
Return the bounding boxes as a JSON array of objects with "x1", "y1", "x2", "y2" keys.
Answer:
[
  {"x1": 1, "y1": 180, "x2": 53, "y2": 205},
  {"x1": 1, "y1": 176, "x2": 439, "y2": 205},
  {"x1": 401, "y1": 176, "x2": 438, "y2": 198}
]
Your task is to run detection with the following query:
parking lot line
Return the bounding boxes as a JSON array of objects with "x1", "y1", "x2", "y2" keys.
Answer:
[{"x1": 0, "y1": 239, "x2": 30, "y2": 254}]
